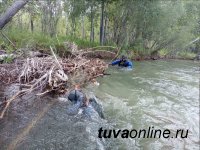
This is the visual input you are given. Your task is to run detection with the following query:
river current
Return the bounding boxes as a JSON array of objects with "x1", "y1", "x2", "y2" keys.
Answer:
[{"x1": 0, "y1": 60, "x2": 199, "y2": 150}]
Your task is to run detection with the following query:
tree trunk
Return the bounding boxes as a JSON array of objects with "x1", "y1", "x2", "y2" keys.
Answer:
[
  {"x1": 90, "y1": 5, "x2": 94, "y2": 42},
  {"x1": 81, "y1": 15, "x2": 85, "y2": 39},
  {"x1": 71, "y1": 18, "x2": 76, "y2": 36},
  {"x1": 65, "y1": 13, "x2": 69, "y2": 35},
  {"x1": 0, "y1": 0, "x2": 29, "y2": 29},
  {"x1": 104, "y1": 16, "x2": 108, "y2": 44},
  {"x1": 30, "y1": 16, "x2": 34, "y2": 33},
  {"x1": 100, "y1": 0, "x2": 105, "y2": 45},
  {"x1": 49, "y1": 6, "x2": 55, "y2": 37}
]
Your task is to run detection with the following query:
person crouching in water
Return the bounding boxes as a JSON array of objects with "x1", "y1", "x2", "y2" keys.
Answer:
[
  {"x1": 67, "y1": 85, "x2": 105, "y2": 119},
  {"x1": 110, "y1": 55, "x2": 133, "y2": 69}
]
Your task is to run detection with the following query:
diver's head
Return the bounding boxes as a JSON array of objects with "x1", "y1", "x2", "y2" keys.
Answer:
[{"x1": 121, "y1": 55, "x2": 127, "y2": 61}]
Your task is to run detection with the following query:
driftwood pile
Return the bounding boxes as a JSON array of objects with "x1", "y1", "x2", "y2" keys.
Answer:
[{"x1": 0, "y1": 47, "x2": 108, "y2": 118}]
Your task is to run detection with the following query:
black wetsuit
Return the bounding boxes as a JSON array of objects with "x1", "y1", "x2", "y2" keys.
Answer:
[{"x1": 67, "y1": 90, "x2": 105, "y2": 119}]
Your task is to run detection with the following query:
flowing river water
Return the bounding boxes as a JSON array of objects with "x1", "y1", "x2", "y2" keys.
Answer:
[{"x1": 0, "y1": 60, "x2": 199, "y2": 150}]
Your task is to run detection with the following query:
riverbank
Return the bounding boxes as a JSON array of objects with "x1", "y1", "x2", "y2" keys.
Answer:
[
  {"x1": 0, "y1": 47, "x2": 198, "y2": 65},
  {"x1": 131, "y1": 55, "x2": 199, "y2": 61},
  {"x1": 0, "y1": 29, "x2": 198, "y2": 62}
]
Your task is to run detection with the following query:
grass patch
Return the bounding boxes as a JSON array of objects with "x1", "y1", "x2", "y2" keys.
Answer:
[
  {"x1": 0, "y1": 29, "x2": 101, "y2": 55},
  {"x1": 177, "y1": 51, "x2": 196, "y2": 59},
  {"x1": 158, "y1": 49, "x2": 169, "y2": 58}
]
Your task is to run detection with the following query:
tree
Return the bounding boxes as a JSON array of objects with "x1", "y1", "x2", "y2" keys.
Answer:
[
  {"x1": 64, "y1": 0, "x2": 86, "y2": 37},
  {"x1": 39, "y1": 0, "x2": 62, "y2": 37},
  {"x1": 0, "y1": 0, "x2": 29, "y2": 29},
  {"x1": 97, "y1": 0, "x2": 117, "y2": 45},
  {"x1": 86, "y1": 0, "x2": 98, "y2": 42}
]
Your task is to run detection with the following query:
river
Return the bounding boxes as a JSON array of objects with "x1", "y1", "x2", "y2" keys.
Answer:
[{"x1": 0, "y1": 60, "x2": 199, "y2": 150}]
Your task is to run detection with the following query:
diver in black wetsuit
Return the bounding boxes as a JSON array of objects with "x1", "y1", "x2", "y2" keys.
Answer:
[
  {"x1": 67, "y1": 85, "x2": 105, "y2": 119},
  {"x1": 110, "y1": 55, "x2": 133, "y2": 69}
]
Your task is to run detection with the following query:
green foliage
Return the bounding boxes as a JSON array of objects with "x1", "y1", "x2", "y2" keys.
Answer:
[
  {"x1": 1, "y1": 0, "x2": 199, "y2": 59},
  {"x1": 158, "y1": 49, "x2": 170, "y2": 57},
  {"x1": 1, "y1": 28, "x2": 101, "y2": 54},
  {"x1": 63, "y1": 36, "x2": 99, "y2": 48},
  {"x1": 177, "y1": 51, "x2": 196, "y2": 59},
  {"x1": 3, "y1": 55, "x2": 14, "y2": 63}
]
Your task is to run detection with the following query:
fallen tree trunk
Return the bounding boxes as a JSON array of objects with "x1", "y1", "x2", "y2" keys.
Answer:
[{"x1": 0, "y1": 0, "x2": 29, "y2": 29}]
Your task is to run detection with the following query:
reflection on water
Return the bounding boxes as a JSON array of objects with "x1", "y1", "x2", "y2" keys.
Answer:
[{"x1": 0, "y1": 60, "x2": 199, "y2": 150}]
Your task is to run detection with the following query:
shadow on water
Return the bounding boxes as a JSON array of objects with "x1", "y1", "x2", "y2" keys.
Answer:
[{"x1": 0, "y1": 60, "x2": 199, "y2": 150}]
